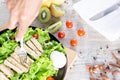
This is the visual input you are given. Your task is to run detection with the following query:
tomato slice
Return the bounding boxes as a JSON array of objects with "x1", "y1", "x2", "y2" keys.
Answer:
[
  {"x1": 58, "y1": 31, "x2": 65, "y2": 38},
  {"x1": 33, "y1": 34, "x2": 39, "y2": 39},
  {"x1": 46, "y1": 77, "x2": 55, "y2": 80},
  {"x1": 70, "y1": 39, "x2": 78, "y2": 46},
  {"x1": 77, "y1": 29, "x2": 86, "y2": 37},
  {"x1": 66, "y1": 20, "x2": 73, "y2": 28}
]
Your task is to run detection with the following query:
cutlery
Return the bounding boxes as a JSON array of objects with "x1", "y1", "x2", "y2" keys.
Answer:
[
  {"x1": 90, "y1": 1, "x2": 120, "y2": 21},
  {"x1": 18, "y1": 37, "x2": 27, "y2": 64}
]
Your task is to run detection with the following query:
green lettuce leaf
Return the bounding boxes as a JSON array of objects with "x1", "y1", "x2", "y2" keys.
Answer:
[
  {"x1": 0, "y1": 30, "x2": 15, "y2": 45},
  {"x1": 0, "y1": 40, "x2": 18, "y2": 63},
  {"x1": 35, "y1": 28, "x2": 50, "y2": 44},
  {"x1": 24, "y1": 28, "x2": 34, "y2": 42}
]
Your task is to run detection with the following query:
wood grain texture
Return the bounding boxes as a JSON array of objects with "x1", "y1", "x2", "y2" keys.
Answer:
[{"x1": 66, "y1": 47, "x2": 77, "y2": 72}]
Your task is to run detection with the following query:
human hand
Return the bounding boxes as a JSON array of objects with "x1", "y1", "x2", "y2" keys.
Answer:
[{"x1": 6, "y1": 0, "x2": 42, "y2": 41}]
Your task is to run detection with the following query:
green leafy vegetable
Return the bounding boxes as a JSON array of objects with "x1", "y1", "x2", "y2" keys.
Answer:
[
  {"x1": 42, "y1": 41, "x2": 66, "y2": 58},
  {"x1": 0, "y1": 30, "x2": 15, "y2": 45},
  {"x1": 0, "y1": 40, "x2": 18, "y2": 63},
  {"x1": 24, "y1": 28, "x2": 34, "y2": 42},
  {"x1": 35, "y1": 28, "x2": 50, "y2": 43}
]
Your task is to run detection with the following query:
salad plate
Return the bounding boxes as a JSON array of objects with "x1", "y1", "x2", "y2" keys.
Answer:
[{"x1": 0, "y1": 26, "x2": 67, "y2": 80}]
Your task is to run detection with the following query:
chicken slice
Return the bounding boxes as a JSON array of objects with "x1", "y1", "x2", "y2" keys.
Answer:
[
  {"x1": 26, "y1": 40, "x2": 41, "y2": 56},
  {"x1": 0, "y1": 72, "x2": 9, "y2": 80},
  {"x1": 6, "y1": 57, "x2": 28, "y2": 73},
  {"x1": 11, "y1": 46, "x2": 34, "y2": 68},
  {"x1": 24, "y1": 44, "x2": 39, "y2": 59},
  {"x1": 4, "y1": 60, "x2": 23, "y2": 74},
  {"x1": 30, "y1": 38, "x2": 43, "y2": 52},
  {"x1": 0, "y1": 64, "x2": 14, "y2": 77}
]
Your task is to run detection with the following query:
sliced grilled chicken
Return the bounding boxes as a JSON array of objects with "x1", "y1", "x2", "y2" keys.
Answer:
[
  {"x1": 14, "y1": 46, "x2": 20, "y2": 53},
  {"x1": 4, "y1": 60, "x2": 23, "y2": 74},
  {"x1": 11, "y1": 46, "x2": 34, "y2": 68},
  {"x1": 30, "y1": 38, "x2": 43, "y2": 52},
  {"x1": 6, "y1": 57, "x2": 28, "y2": 73},
  {"x1": 11, "y1": 54, "x2": 34, "y2": 68},
  {"x1": 0, "y1": 64, "x2": 14, "y2": 77},
  {"x1": 24, "y1": 44, "x2": 39, "y2": 59},
  {"x1": 26, "y1": 40, "x2": 41, "y2": 56},
  {"x1": 0, "y1": 72, "x2": 9, "y2": 80},
  {"x1": 1, "y1": 38, "x2": 44, "y2": 79}
]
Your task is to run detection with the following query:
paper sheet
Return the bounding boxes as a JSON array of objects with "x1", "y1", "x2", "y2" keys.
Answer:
[{"x1": 73, "y1": 0, "x2": 120, "y2": 41}]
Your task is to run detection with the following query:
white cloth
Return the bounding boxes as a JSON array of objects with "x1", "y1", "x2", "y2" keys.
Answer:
[{"x1": 73, "y1": 0, "x2": 120, "y2": 41}]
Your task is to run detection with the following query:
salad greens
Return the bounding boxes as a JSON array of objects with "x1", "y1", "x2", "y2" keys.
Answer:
[
  {"x1": 0, "y1": 29, "x2": 18, "y2": 63},
  {"x1": 6, "y1": 27, "x2": 66, "y2": 80},
  {"x1": 35, "y1": 28, "x2": 50, "y2": 44},
  {"x1": 23, "y1": 28, "x2": 34, "y2": 42},
  {"x1": 0, "y1": 40, "x2": 18, "y2": 63},
  {"x1": 0, "y1": 30, "x2": 16, "y2": 45},
  {"x1": 42, "y1": 41, "x2": 66, "y2": 58},
  {"x1": 23, "y1": 27, "x2": 50, "y2": 43}
]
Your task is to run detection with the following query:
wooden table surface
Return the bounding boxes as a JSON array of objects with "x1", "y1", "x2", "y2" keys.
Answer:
[{"x1": 1, "y1": 0, "x2": 120, "y2": 80}]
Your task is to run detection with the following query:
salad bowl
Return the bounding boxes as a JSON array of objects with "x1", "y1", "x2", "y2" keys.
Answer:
[{"x1": 0, "y1": 26, "x2": 67, "y2": 80}]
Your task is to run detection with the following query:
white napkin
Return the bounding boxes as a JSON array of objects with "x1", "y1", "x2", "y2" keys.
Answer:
[{"x1": 73, "y1": 0, "x2": 120, "y2": 41}]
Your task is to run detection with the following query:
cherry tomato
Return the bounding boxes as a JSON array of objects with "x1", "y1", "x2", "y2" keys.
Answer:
[
  {"x1": 46, "y1": 77, "x2": 55, "y2": 80},
  {"x1": 33, "y1": 34, "x2": 39, "y2": 39},
  {"x1": 77, "y1": 29, "x2": 86, "y2": 37},
  {"x1": 70, "y1": 39, "x2": 78, "y2": 46},
  {"x1": 10, "y1": 36, "x2": 15, "y2": 40},
  {"x1": 58, "y1": 31, "x2": 65, "y2": 38},
  {"x1": 66, "y1": 20, "x2": 73, "y2": 28}
]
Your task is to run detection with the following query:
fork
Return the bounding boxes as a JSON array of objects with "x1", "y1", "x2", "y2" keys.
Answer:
[{"x1": 18, "y1": 37, "x2": 27, "y2": 63}]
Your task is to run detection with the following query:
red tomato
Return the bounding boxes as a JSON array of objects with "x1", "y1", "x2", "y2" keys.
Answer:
[
  {"x1": 33, "y1": 34, "x2": 39, "y2": 39},
  {"x1": 77, "y1": 29, "x2": 86, "y2": 37},
  {"x1": 58, "y1": 31, "x2": 65, "y2": 38},
  {"x1": 66, "y1": 20, "x2": 73, "y2": 28},
  {"x1": 46, "y1": 77, "x2": 55, "y2": 80},
  {"x1": 70, "y1": 39, "x2": 78, "y2": 46}
]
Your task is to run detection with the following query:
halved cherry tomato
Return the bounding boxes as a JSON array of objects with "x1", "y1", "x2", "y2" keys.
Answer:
[
  {"x1": 33, "y1": 34, "x2": 39, "y2": 39},
  {"x1": 58, "y1": 31, "x2": 65, "y2": 38},
  {"x1": 66, "y1": 20, "x2": 73, "y2": 28},
  {"x1": 70, "y1": 39, "x2": 78, "y2": 46},
  {"x1": 77, "y1": 29, "x2": 85, "y2": 37},
  {"x1": 46, "y1": 77, "x2": 55, "y2": 80}
]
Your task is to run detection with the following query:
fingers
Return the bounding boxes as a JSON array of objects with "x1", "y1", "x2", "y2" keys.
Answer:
[
  {"x1": 15, "y1": 12, "x2": 36, "y2": 41},
  {"x1": 6, "y1": 0, "x2": 43, "y2": 41},
  {"x1": 6, "y1": 0, "x2": 17, "y2": 11},
  {"x1": 15, "y1": 16, "x2": 30, "y2": 41},
  {"x1": 7, "y1": 18, "x2": 17, "y2": 30},
  {"x1": 6, "y1": 0, "x2": 12, "y2": 10},
  {"x1": 6, "y1": 12, "x2": 18, "y2": 30},
  {"x1": 6, "y1": 0, "x2": 20, "y2": 30},
  {"x1": 15, "y1": 25, "x2": 28, "y2": 41}
]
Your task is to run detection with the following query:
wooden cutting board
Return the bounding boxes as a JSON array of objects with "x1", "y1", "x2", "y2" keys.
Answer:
[{"x1": 65, "y1": 47, "x2": 77, "y2": 72}]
